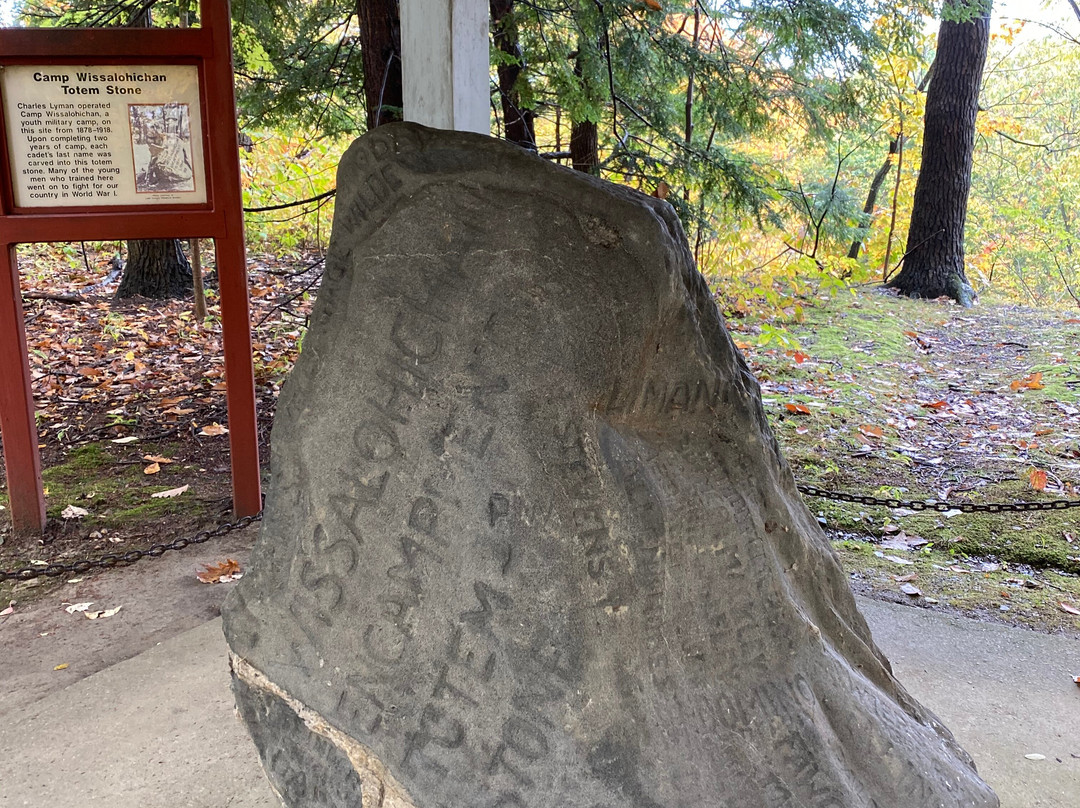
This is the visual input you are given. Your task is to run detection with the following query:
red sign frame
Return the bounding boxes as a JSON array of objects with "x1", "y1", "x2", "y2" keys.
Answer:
[{"x1": 0, "y1": 1, "x2": 260, "y2": 533}]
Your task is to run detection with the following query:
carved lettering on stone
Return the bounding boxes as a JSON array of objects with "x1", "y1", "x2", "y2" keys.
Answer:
[{"x1": 224, "y1": 123, "x2": 998, "y2": 808}]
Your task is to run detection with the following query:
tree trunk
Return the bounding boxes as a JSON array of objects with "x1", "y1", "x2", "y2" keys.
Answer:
[
  {"x1": 491, "y1": 0, "x2": 536, "y2": 149},
  {"x1": 568, "y1": 40, "x2": 600, "y2": 175},
  {"x1": 570, "y1": 119, "x2": 599, "y2": 175},
  {"x1": 115, "y1": 239, "x2": 192, "y2": 299},
  {"x1": 358, "y1": 0, "x2": 404, "y2": 130},
  {"x1": 848, "y1": 136, "x2": 900, "y2": 259},
  {"x1": 113, "y1": 5, "x2": 191, "y2": 301},
  {"x1": 887, "y1": 0, "x2": 990, "y2": 307}
]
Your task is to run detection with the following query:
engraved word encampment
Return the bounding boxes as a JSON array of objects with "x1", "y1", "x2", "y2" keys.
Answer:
[{"x1": 222, "y1": 123, "x2": 999, "y2": 808}]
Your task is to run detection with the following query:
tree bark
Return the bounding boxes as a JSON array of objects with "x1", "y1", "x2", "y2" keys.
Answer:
[
  {"x1": 570, "y1": 119, "x2": 599, "y2": 175},
  {"x1": 357, "y1": 0, "x2": 404, "y2": 130},
  {"x1": 116, "y1": 239, "x2": 193, "y2": 299},
  {"x1": 849, "y1": 136, "x2": 900, "y2": 259},
  {"x1": 569, "y1": 45, "x2": 599, "y2": 175},
  {"x1": 887, "y1": 0, "x2": 991, "y2": 307},
  {"x1": 491, "y1": 0, "x2": 536, "y2": 149}
]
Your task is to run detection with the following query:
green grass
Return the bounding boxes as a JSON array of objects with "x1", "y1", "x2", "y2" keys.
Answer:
[
  {"x1": 741, "y1": 289, "x2": 1080, "y2": 581},
  {"x1": 38, "y1": 441, "x2": 206, "y2": 528}
]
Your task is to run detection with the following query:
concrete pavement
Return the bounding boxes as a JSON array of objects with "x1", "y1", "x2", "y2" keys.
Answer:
[{"x1": 1, "y1": 597, "x2": 1077, "y2": 807}]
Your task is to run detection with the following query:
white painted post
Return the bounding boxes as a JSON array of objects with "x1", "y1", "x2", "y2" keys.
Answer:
[{"x1": 400, "y1": 0, "x2": 490, "y2": 135}]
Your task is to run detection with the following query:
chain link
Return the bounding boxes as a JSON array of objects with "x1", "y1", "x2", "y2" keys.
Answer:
[
  {"x1": 3, "y1": 484, "x2": 1077, "y2": 583},
  {"x1": 0, "y1": 512, "x2": 262, "y2": 583},
  {"x1": 797, "y1": 485, "x2": 1080, "y2": 514}
]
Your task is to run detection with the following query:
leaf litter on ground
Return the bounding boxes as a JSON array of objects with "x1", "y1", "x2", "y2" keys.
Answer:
[{"x1": 731, "y1": 289, "x2": 1080, "y2": 633}]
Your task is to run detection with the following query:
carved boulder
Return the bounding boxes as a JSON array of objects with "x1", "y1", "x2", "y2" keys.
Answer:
[{"x1": 223, "y1": 123, "x2": 998, "y2": 808}]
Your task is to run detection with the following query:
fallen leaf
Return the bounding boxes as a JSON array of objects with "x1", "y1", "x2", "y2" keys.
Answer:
[
  {"x1": 1059, "y1": 602, "x2": 1080, "y2": 616},
  {"x1": 142, "y1": 455, "x2": 174, "y2": 464},
  {"x1": 789, "y1": 351, "x2": 810, "y2": 364},
  {"x1": 198, "y1": 423, "x2": 229, "y2": 436},
  {"x1": 151, "y1": 484, "x2": 190, "y2": 499},
  {"x1": 894, "y1": 573, "x2": 918, "y2": 583},
  {"x1": 880, "y1": 532, "x2": 929, "y2": 552},
  {"x1": 61, "y1": 504, "x2": 89, "y2": 519},
  {"x1": 197, "y1": 558, "x2": 243, "y2": 584},
  {"x1": 143, "y1": 462, "x2": 161, "y2": 475},
  {"x1": 53, "y1": 663, "x2": 69, "y2": 671},
  {"x1": 643, "y1": 0, "x2": 662, "y2": 10},
  {"x1": 1029, "y1": 468, "x2": 1048, "y2": 492},
  {"x1": 110, "y1": 436, "x2": 139, "y2": 444},
  {"x1": 85, "y1": 605, "x2": 122, "y2": 620},
  {"x1": 858, "y1": 424, "x2": 885, "y2": 438},
  {"x1": 0, "y1": 605, "x2": 14, "y2": 616},
  {"x1": 1024, "y1": 754, "x2": 1046, "y2": 761},
  {"x1": 65, "y1": 602, "x2": 94, "y2": 613},
  {"x1": 1010, "y1": 371, "x2": 1045, "y2": 391},
  {"x1": 785, "y1": 402, "x2": 811, "y2": 415},
  {"x1": 899, "y1": 583, "x2": 922, "y2": 597},
  {"x1": 875, "y1": 552, "x2": 915, "y2": 566},
  {"x1": 921, "y1": 400, "x2": 949, "y2": 410}
]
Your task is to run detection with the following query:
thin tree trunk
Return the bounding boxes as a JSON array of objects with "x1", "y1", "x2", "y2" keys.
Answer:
[
  {"x1": 179, "y1": 2, "x2": 206, "y2": 322},
  {"x1": 683, "y1": 8, "x2": 699, "y2": 203},
  {"x1": 358, "y1": 0, "x2": 404, "y2": 130},
  {"x1": 190, "y1": 239, "x2": 207, "y2": 320},
  {"x1": 491, "y1": 0, "x2": 536, "y2": 149},
  {"x1": 882, "y1": 128, "x2": 905, "y2": 281},
  {"x1": 849, "y1": 136, "x2": 900, "y2": 259}
]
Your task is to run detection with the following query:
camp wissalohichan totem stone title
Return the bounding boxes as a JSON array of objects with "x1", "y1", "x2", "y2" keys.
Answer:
[{"x1": 222, "y1": 123, "x2": 997, "y2": 808}]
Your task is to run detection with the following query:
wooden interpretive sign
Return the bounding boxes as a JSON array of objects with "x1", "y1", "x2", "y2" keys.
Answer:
[
  {"x1": 0, "y1": 2, "x2": 260, "y2": 534},
  {"x1": 2, "y1": 64, "x2": 207, "y2": 206}
]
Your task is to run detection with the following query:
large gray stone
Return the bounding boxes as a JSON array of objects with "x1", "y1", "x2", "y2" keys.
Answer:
[{"x1": 223, "y1": 123, "x2": 998, "y2": 808}]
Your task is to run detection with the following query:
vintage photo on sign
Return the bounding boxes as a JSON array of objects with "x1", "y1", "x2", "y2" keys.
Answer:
[{"x1": 128, "y1": 103, "x2": 196, "y2": 193}]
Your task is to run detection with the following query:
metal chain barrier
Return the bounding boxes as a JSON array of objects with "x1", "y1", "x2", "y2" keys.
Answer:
[
  {"x1": 0, "y1": 512, "x2": 262, "y2": 583},
  {"x1": 797, "y1": 484, "x2": 1080, "y2": 514},
  {"x1": 4, "y1": 484, "x2": 1077, "y2": 583}
]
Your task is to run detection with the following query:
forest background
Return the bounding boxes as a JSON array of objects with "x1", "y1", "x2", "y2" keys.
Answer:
[{"x1": 7, "y1": 0, "x2": 1080, "y2": 317}]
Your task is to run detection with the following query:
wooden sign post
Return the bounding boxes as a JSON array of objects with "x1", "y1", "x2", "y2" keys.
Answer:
[{"x1": 0, "y1": 1, "x2": 260, "y2": 533}]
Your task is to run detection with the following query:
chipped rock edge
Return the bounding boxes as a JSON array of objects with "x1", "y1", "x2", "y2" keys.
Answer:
[{"x1": 230, "y1": 653, "x2": 417, "y2": 808}]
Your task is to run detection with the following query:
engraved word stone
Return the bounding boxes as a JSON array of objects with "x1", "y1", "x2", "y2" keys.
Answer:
[{"x1": 223, "y1": 123, "x2": 998, "y2": 808}]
